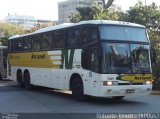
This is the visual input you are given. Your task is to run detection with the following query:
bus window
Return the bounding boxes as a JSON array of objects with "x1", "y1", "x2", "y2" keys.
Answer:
[
  {"x1": 32, "y1": 35, "x2": 41, "y2": 51},
  {"x1": 11, "y1": 38, "x2": 24, "y2": 52},
  {"x1": 67, "y1": 29, "x2": 81, "y2": 48},
  {"x1": 53, "y1": 31, "x2": 65, "y2": 49},
  {"x1": 24, "y1": 38, "x2": 31, "y2": 51},
  {"x1": 81, "y1": 26, "x2": 98, "y2": 44},
  {"x1": 91, "y1": 27, "x2": 98, "y2": 41},
  {"x1": 82, "y1": 47, "x2": 99, "y2": 72},
  {"x1": 41, "y1": 32, "x2": 52, "y2": 50},
  {"x1": 81, "y1": 27, "x2": 90, "y2": 44}
]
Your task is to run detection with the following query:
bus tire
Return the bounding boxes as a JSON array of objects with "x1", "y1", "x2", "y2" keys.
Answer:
[
  {"x1": 0, "y1": 72, "x2": 2, "y2": 80},
  {"x1": 112, "y1": 96, "x2": 125, "y2": 100},
  {"x1": 71, "y1": 77, "x2": 87, "y2": 101},
  {"x1": 24, "y1": 71, "x2": 32, "y2": 90},
  {"x1": 17, "y1": 70, "x2": 24, "y2": 88}
]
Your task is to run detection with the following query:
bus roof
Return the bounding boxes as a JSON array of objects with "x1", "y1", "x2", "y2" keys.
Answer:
[{"x1": 9, "y1": 20, "x2": 145, "y2": 40}]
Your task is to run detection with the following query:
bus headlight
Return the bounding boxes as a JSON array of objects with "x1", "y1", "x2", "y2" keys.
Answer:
[
  {"x1": 103, "y1": 81, "x2": 118, "y2": 86},
  {"x1": 143, "y1": 81, "x2": 152, "y2": 85}
]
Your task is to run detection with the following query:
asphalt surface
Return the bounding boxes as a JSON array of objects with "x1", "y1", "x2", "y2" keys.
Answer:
[{"x1": 0, "y1": 80, "x2": 160, "y2": 119}]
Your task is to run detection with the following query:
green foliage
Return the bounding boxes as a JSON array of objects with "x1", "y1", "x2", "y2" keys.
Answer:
[
  {"x1": 125, "y1": 1, "x2": 160, "y2": 43},
  {"x1": 0, "y1": 22, "x2": 29, "y2": 46},
  {"x1": 69, "y1": 4, "x2": 123, "y2": 23}
]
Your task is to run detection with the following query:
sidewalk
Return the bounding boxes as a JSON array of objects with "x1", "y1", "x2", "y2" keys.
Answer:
[{"x1": 0, "y1": 79, "x2": 17, "y2": 86}]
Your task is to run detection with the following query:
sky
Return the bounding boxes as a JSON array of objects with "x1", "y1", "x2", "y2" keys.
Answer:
[{"x1": 0, "y1": 0, "x2": 159, "y2": 21}]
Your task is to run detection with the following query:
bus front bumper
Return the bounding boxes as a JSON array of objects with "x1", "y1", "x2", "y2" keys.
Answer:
[{"x1": 96, "y1": 85, "x2": 152, "y2": 97}]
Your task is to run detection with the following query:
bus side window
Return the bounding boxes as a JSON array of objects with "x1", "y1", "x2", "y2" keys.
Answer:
[
  {"x1": 81, "y1": 27, "x2": 90, "y2": 44},
  {"x1": 24, "y1": 38, "x2": 31, "y2": 51},
  {"x1": 91, "y1": 27, "x2": 98, "y2": 41},
  {"x1": 82, "y1": 48, "x2": 99, "y2": 72},
  {"x1": 67, "y1": 29, "x2": 81, "y2": 48},
  {"x1": 53, "y1": 31, "x2": 65, "y2": 49},
  {"x1": 13, "y1": 38, "x2": 24, "y2": 52},
  {"x1": 32, "y1": 35, "x2": 41, "y2": 51},
  {"x1": 41, "y1": 32, "x2": 52, "y2": 50},
  {"x1": 90, "y1": 48, "x2": 99, "y2": 72}
]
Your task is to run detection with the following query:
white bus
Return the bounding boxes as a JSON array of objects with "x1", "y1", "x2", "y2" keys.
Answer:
[
  {"x1": 8, "y1": 20, "x2": 153, "y2": 100},
  {"x1": 0, "y1": 46, "x2": 7, "y2": 79}
]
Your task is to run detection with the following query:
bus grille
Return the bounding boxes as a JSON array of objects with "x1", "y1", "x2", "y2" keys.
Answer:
[{"x1": 118, "y1": 83, "x2": 143, "y2": 85}]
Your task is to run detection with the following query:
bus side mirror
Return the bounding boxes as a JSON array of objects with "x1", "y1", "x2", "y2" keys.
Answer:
[{"x1": 151, "y1": 48, "x2": 156, "y2": 64}]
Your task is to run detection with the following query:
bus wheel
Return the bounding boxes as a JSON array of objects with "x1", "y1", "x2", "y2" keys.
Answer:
[
  {"x1": 71, "y1": 77, "x2": 87, "y2": 101},
  {"x1": 0, "y1": 72, "x2": 2, "y2": 80},
  {"x1": 24, "y1": 71, "x2": 32, "y2": 90},
  {"x1": 17, "y1": 71, "x2": 24, "y2": 88},
  {"x1": 112, "y1": 96, "x2": 125, "y2": 100}
]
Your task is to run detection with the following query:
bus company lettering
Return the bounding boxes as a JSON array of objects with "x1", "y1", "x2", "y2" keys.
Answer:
[
  {"x1": 135, "y1": 76, "x2": 152, "y2": 80},
  {"x1": 31, "y1": 54, "x2": 45, "y2": 59}
]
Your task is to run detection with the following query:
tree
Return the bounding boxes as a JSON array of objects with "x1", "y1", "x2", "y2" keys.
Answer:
[
  {"x1": 0, "y1": 22, "x2": 29, "y2": 46},
  {"x1": 69, "y1": 4, "x2": 123, "y2": 22},
  {"x1": 124, "y1": 1, "x2": 160, "y2": 43},
  {"x1": 102, "y1": 0, "x2": 114, "y2": 9}
]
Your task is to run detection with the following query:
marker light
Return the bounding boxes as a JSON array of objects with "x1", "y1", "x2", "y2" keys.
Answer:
[
  {"x1": 103, "y1": 81, "x2": 118, "y2": 86},
  {"x1": 144, "y1": 81, "x2": 152, "y2": 85}
]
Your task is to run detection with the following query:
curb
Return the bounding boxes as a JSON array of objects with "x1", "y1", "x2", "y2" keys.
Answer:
[{"x1": 150, "y1": 90, "x2": 160, "y2": 95}]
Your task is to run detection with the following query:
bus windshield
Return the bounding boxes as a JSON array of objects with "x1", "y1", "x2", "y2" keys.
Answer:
[
  {"x1": 101, "y1": 43, "x2": 151, "y2": 74},
  {"x1": 100, "y1": 25, "x2": 148, "y2": 42}
]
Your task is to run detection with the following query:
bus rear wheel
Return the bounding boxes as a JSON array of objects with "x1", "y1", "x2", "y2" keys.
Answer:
[
  {"x1": 17, "y1": 71, "x2": 24, "y2": 88},
  {"x1": 24, "y1": 71, "x2": 32, "y2": 90},
  {"x1": 0, "y1": 72, "x2": 2, "y2": 80},
  {"x1": 71, "y1": 77, "x2": 87, "y2": 101}
]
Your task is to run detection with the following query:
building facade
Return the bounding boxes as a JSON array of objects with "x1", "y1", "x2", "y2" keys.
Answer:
[
  {"x1": 58, "y1": 0, "x2": 103, "y2": 23},
  {"x1": 4, "y1": 14, "x2": 55, "y2": 29},
  {"x1": 4, "y1": 14, "x2": 37, "y2": 29}
]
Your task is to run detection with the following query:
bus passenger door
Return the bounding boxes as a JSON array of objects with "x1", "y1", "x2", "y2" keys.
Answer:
[{"x1": 82, "y1": 47, "x2": 100, "y2": 95}]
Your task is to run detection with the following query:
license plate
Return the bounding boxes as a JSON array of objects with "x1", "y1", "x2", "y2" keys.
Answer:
[{"x1": 126, "y1": 89, "x2": 135, "y2": 93}]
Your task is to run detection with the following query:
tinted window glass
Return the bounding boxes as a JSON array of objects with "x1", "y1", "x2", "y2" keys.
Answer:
[
  {"x1": 100, "y1": 25, "x2": 148, "y2": 42},
  {"x1": 81, "y1": 27, "x2": 90, "y2": 44},
  {"x1": 42, "y1": 32, "x2": 52, "y2": 50},
  {"x1": 67, "y1": 29, "x2": 81, "y2": 48},
  {"x1": 91, "y1": 27, "x2": 98, "y2": 41},
  {"x1": 131, "y1": 44, "x2": 151, "y2": 73},
  {"x1": 82, "y1": 47, "x2": 99, "y2": 72},
  {"x1": 32, "y1": 35, "x2": 41, "y2": 51},
  {"x1": 81, "y1": 26, "x2": 98, "y2": 44},
  {"x1": 101, "y1": 43, "x2": 130, "y2": 74},
  {"x1": 24, "y1": 38, "x2": 31, "y2": 51},
  {"x1": 53, "y1": 31, "x2": 65, "y2": 49},
  {"x1": 11, "y1": 38, "x2": 24, "y2": 52}
]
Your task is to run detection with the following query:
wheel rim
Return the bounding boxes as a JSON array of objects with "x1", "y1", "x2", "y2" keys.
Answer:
[{"x1": 74, "y1": 83, "x2": 83, "y2": 95}]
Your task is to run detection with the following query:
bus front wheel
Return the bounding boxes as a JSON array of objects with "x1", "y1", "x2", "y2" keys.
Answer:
[
  {"x1": 112, "y1": 96, "x2": 125, "y2": 100},
  {"x1": 24, "y1": 71, "x2": 32, "y2": 90},
  {"x1": 71, "y1": 77, "x2": 87, "y2": 101}
]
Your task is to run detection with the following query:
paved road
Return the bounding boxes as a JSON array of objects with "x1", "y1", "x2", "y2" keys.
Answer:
[{"x1": 0, "y1": 80, "x2": 160, "y2": 119}]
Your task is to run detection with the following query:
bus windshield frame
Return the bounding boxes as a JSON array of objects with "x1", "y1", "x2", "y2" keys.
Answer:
[{"x1": 100, "y1": 25, "x2": 149, "y2": 43}]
